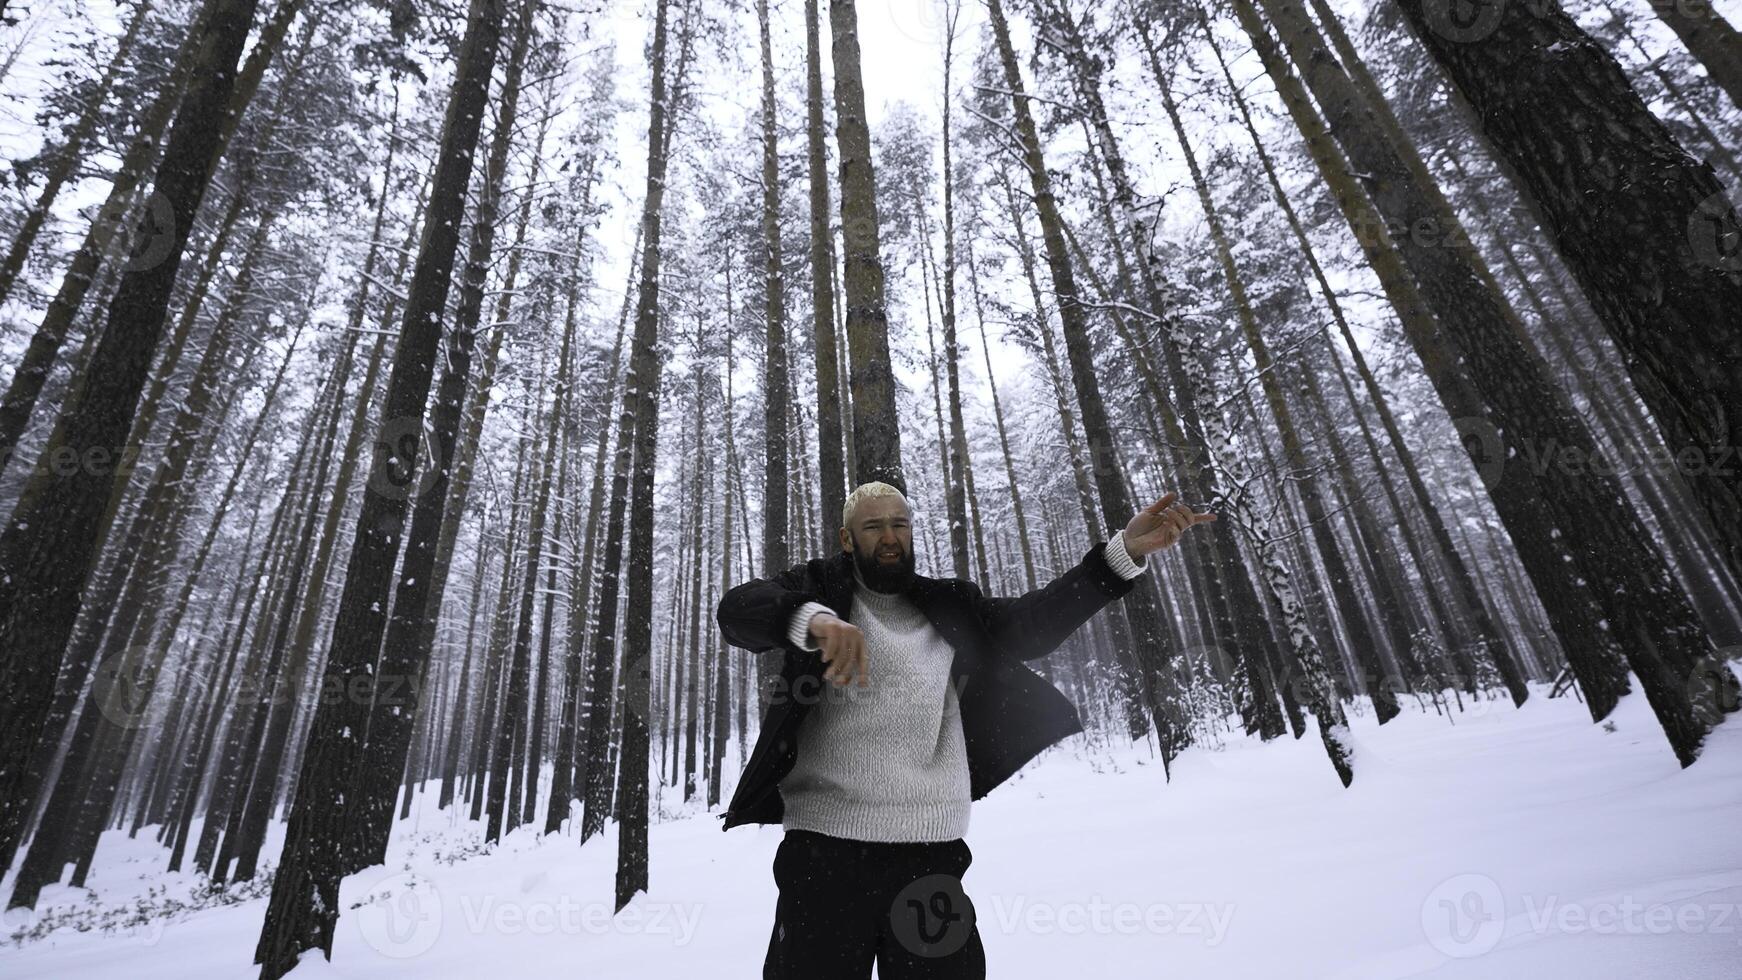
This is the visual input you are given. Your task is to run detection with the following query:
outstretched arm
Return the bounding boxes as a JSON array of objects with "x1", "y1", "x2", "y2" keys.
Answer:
[
  {"x1": 971, "y1": 530, "x2": 1146, "y2": 661},
  {"x1": 974, "y1": 491, "x2": 1216, "y2": 661}
]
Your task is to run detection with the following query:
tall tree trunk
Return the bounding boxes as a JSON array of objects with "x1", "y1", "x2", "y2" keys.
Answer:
[
  {"x1": 1639, "y1": 0, "x2": 1742, "y2": 109},
  {"x1": 1394, "y1": 0, "x2": 1742, "y2": 595},
  {"x1": 251, "y1": 0, "x2": 508, "y2": 970},
  {"x1": 581, "y1": 0, "x2": 695, "y2": 846},
  {"x1": 965, "y1": 243, "x2": 1037, "y2": 591},
  {"x1": 986, "y1": 0, "x2": 1189, "y2": 760},
  {"x1": 1134, "y1": 16, "x2": 1400, "y2": 723},
  {"x1": 1037, "y1": 0, "x2": 1289, "y2": 737},
  {"x1": 554, "y1": 222, "x2": 633, "y2": 822},
  {"x1": 358, "y1": 2, "x2": 542, "y2": 863},
  {"x1": 0, "y1": 0, "x2": 265, "y2": 869},
  {"x1": 938, "y1": 2, "x2": 972, "y2": 579},
  {"x1": 684, "y1": 315, "x2": 707, "y2": 801},
  {"x1": 494, "y1": 321, "x2": 564, "y2": 841},
  {"x1": 829, "y1": 0, "x2": 904, "y2": 488},
  {"x1": 540, "y1": 161, "x2": 609, "y2": 831},
  {"x1": 614, "y1": 0, "x2": 684, "y2": 912},
  {"x1": 1252, "y1": 0, "x2": 1738, "y2": 761},
  {"x1": 1192, "y1": 1, "x2": 1523, "y2": 702},
  {"x1": 805, "y1": 0, "x2": 847, "y2": 541},
  {"x1": 710, "y1": 300, "x2": 737, "y2": 807},
  {"x1": 7, "y1": 209, "x2": 288, "y2": 909},
  {"x1": 757, "y1": 0, "x2": 791, "y2": 585}
]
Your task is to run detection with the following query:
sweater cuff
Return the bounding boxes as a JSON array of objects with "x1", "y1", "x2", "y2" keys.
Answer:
[
  {"x1": 788, "y1": 601, "x2": 833, "y2": 652},
  {"x1": 1105, "y1": 529, "x2": 1147, "y2": 580}
]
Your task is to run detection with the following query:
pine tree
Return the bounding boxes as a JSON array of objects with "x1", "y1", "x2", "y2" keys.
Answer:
[
  {"x1": 829, "y1": 0, "x2": 904, "y2": 487},
  {"x1": 1248, "y1": 0, "x2": 1737, "y2": 762},
  {"x1": 1393, "y1": 0, "x2": 1742, "y2": 595},
  {"x1": 613, "y1": 0, "x2": 688, "y2": 912},
  {"x1": 252, "y1": 0, "x2": 511, "y2": 970},
  {"x1": 805, "y1": 0, "x2": 847, "y2": 541},
  {"x1": 0, "y1": 0, "x2": 266, "y2": 870}
]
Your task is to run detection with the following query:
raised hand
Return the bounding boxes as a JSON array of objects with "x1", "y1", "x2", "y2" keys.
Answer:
[{"x1": 1123, "y1": 490, "x2": 1217, "y2": 557}]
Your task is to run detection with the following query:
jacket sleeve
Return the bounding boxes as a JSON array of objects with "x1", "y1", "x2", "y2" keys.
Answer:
[
  {"x1": 716, "y1": 558, "x2": 828, "y2": 656},
  {"x1": 968, "y1": 537, "x2": 1145, "y2": 662}
]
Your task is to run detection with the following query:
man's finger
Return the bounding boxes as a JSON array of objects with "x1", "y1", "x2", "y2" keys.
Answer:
[
  {"x1": 832, "y1": 641, "x2": 857, "y2": 685},
  {"x1": 1144, "y1": 491, "x2": 1178, "y2": 516},
  {"x1": 1161, "y1": 506, "x2": 1188, "y2": 533}
]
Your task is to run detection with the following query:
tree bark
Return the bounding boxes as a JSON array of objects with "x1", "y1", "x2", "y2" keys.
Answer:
[
  {"x1": 987, "y1": 0, "x2": 1190, "y2": 759},
  {"x1": 1393, "y1": 0, "x2": 1742, "y2": 594},
  {"x1": 829, "y1": 0, "x2": 905, "y2": 488},
  {"x1": 0, "y1": 0, "x2": 265, "y2": 870},
  {"x1": 1254, "y1": 0, "x2": 1738, "y2": 761},
  {"x1": 757, "y1": 0, "x2": 791, "y2": 582},
  {"x1": 251, "y1": 0, "x2": 508, "y2": 970},
  {"x1": 805, "y1": 0, "x2": 846, "y2": 540},
  {"x1": 1135, "y1": 15, "x2": 1401, "y2": 723},
  {"x1": 613, "y1": 0, "x2": 685, "y2": 912}
]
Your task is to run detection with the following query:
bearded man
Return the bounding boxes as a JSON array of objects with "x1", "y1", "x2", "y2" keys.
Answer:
[{"x1": 716, "y1": 480, "x2": 1216, "y2": 979}]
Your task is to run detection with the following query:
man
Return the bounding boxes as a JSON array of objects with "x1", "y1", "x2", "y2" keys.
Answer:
[{"x1": 716, "y1": 480, "x2": 1215, "y2": 978}]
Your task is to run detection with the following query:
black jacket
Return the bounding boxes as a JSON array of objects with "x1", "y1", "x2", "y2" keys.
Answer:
[{"x1": 714, "y1": 540, "x2": 1140, "y2": 831}]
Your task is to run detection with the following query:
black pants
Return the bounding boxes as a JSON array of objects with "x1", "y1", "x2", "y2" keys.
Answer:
[{"x1": 763, "y1": 828, "x2": 987, "y2": 979}]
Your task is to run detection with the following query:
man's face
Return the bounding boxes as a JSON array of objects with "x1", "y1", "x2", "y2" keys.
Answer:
[{"x1": 840, "y1": 495, "x2": 915, "y2": 592}]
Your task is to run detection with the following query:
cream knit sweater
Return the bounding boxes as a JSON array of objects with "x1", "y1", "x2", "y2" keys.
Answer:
[{"x1": 776, "y1": 530, "x2": 1147, "y2": 842}]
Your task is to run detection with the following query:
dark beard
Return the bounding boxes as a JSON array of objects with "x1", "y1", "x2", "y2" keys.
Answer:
[{"x1": 852, "y1": 543, "x2": 915, "y2": 593}]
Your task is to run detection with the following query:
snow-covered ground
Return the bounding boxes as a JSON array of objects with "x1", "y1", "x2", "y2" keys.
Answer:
[{"x1": 4, "y1": 683, "x2": 1740, "y2": 979}]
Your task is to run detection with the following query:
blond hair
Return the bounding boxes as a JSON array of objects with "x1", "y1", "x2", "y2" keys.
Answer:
[{"x1": 841, "y1": 481, "x2": 909, "y2": 529}]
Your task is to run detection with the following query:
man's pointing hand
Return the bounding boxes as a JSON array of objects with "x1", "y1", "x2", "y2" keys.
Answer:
[
  {"x1": 1124, "y1": 490, "x2": 1217, "y2": 557},
  {"x1": 809, "y1": 612, "x2": 869, "y2": 687}
]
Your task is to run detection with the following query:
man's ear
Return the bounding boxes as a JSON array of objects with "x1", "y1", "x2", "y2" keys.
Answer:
[{"x1": 839, "y1": 527, "x2": 852, "y2": 552}]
